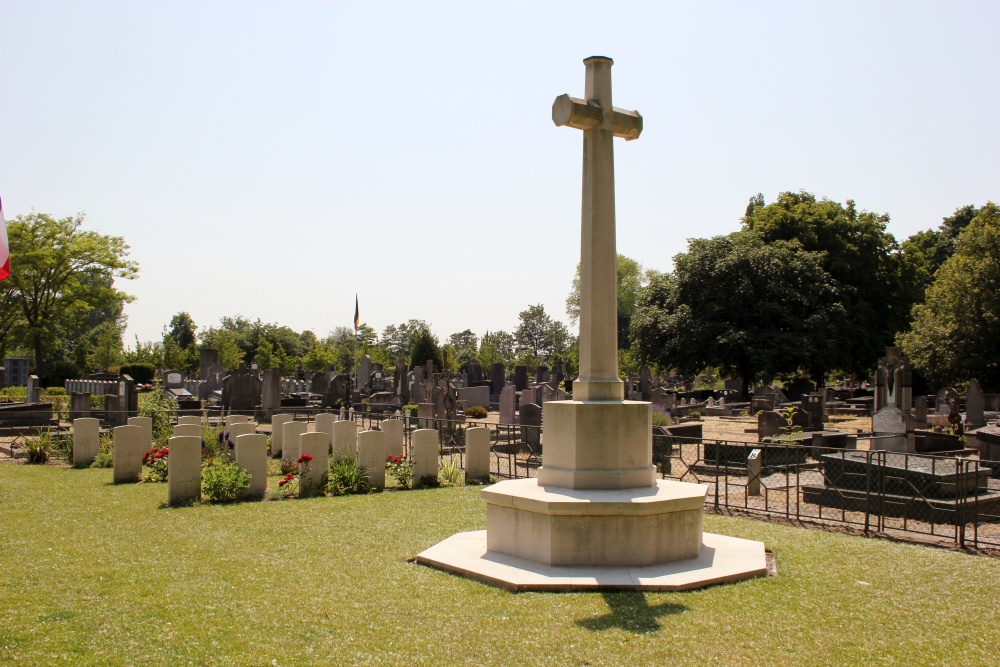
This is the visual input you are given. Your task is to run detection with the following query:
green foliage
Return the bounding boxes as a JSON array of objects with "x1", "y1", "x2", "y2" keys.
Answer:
[
  {"x1": 385, "y1": 455, "x2": 412, "y2": 488},
  {"x1": 120, "y1": 363, "x2": 155, "y2": 384},
  {"x1": 326, "y1": 458, "x2": 372, "y2": 496},
  {"x1": 167, "y1": 312, "x2": 197, "y2": 349},
  {"x1": 464, "y1": 405, "x2": 487, "y2": 419},
  {"x1": 138, "y1": 381, "x2": 176, "y2": 446},
  {"x1": 141, "y1": 447, "x2": 169, "y2": 482},
  {"x1": 898, "y1": 203, "x2": 1000, "y2": 390},
  {"x1": 438, "y1": 458, "x2": 463, "y2": 487},
  {"x1": 3, "y1": 211, "x2": 138, "y2": 377},
  {"x1": 22, "y1": 437, "x2": 50, "y2": 464},
  {"x1": 198, "y1": 328, "x2": 243, "y2": 370},
  {"x1": 90, "y1": 434, "x2": 114, "y2": 468},
  {"x1": 741, "y1": 192, "x2": 905, "y2": 381},
  {"x1": 401, "y1": 404, "x2": 418, "y2": 414},
  {"x1": 477, "y1": 330, "x2": 515, "y2": 370},
  {"x1": 409, "y1": 328, "x2": 443, "y2": 371},
  {"x1": 301, "y1": 340, "x2": 337, "y2": 371},
  {"x1": 514, "y1": 304, "x2": 570, "y2": 366},
  {"x1": 632, "y1": 229, "x2": 841, "y2": 399},
  {"x1": 201, "y1": 459, "x2": 251, "y2": 503}
]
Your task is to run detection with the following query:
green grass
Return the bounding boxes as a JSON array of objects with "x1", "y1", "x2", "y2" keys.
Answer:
[{"x1": 1, "y1": 464, "x2": 998, "y2": 666}]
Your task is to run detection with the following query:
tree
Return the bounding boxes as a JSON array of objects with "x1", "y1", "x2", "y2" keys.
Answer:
[
  {"x1": 198, "y1": 328, "x2": 243, "y2": 370},
  {"x1": 478, "y1": 330, "x2": 515, "y2": 370},
  {"x1": 409, "y1": 328, "x2": 443, "y2": 371},
  {"x1": 514, "y1": 304, "x2": 570, "y2": 366},
  {"x1": 566, "y1": 254, "x2": 654, "y2": 349},
  {"x1": 900, "y1": 204, "x2": 984, "y2": 308},
  {"x1": 448, "y1": 329, "x2": 479, "y2": 367},
  {"x1": 168, "y1": 312, "x2": 198, "y2": 349},
  {"x1": 742, "y1": 191, "x2": 904, "y2": 382},
  {"x1": 898, "y1": 203, "x2": 1000, "y2": 390},
  {"x1": 5, "y1": 212, "x2": 138, "y2": 375},
  {"x1": 631, "y1": 230, "x2": 842, "y2": 399},
  {"x1": 301, "y1": 340, "x2": 337, "y2": 371}
]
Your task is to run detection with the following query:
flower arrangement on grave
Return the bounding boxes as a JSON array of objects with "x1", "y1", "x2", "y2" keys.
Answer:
[
  {"x1": 277, "y1": 472, "x2": 298, "y2": 498},
  {"x1": 141, "y1": 447, "x2": 169, "y2": 482},
  {"x1": 385, "y1": 455, "x2": 412, "y2": 488}
]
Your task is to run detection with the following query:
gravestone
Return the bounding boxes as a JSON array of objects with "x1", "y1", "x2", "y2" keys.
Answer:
[
  {"x1": 167, "y1": 435, "x2": 202, "y2": 505},
  {"x1": 298, "y1": 433, "x2": 329, "y2": 496},
  {"x1": 234, "y1": 433, "x2": 268, "y2": 498},
  {"x1": 491, "y1": 363, "x2": 506, "y2": 394},
  {"x1": 311, "y1": 371, "x2": 330, "y2": 397},
  {"x1": 228, "y1": 422, "x2": 256, "y2": 439},
  {"x1": 72, "y1": 418, "x2": 100, "y2": 467},
  {"x1": 127, "y1": 416, "x2": 153, "y2": 450},
  {"x1": 199, "y1": 349, "x2": 219, "y2": 380},
  {"x1": 70, "y1": 392, "x2": 92, "y2": 419},
  {"x1": 417, "y1": 403, "x2": 435, "y2": 429},
  {"x1": 966, "y1": 379, "x2": 985, "y2": 427},
  {"x1": 357, "y1": 430, "x2": 387, "y2": 490},
  {"x1": 519, "y1": 403, "x2": 542, "y2": 449},
  {"x1": 225, "y1": 415, "x2": 251, "y2": 429},
  {"x1": 261, "y1": 369, "x2": 281, "y2": 417},
  {"x1": 381, "y1": 418, "x2": 404, "y2": 458},
  {"x1": 456, "y1": 385, "x2": 489, "y2": 410},
  {"x1": 499, "y1": 385, "x2": 516, "y2": 424},
  {"x1": 639, "y1": 365, "x2": 651, "y2": 401},
  {"x1": 410, "y1": 429, "x2": 439, "y2": 488},
  {"x1": 177, "y1": 415, "x2": 202, "y2": 426},
  {"x1": 465, "y1": 427, "x2": 491, "y2": 481},
  {"x1": 514, "y1": 366, "x2": 528, "y2": 391},
  {"x1": 222, "y1": 367, "x2": 261, "y2": 412},
  {"x1": 357, "y1": 355, "x2": 373, "y2": 389},
  {"x1": 535, "y1": 365, "x2": 549, "y2": 385},
  {"x1": 270, "y1": 414, "x2": 293, "y2": 458},
  {"x1": 552, "y1": 361, "x2": 565, "y2": 389},
  {"x1": 914, "y1": 396, "x2": 928, "y2": 424},
  {"x1": 935, "y1": 387, "x2": 950, "y2": 414},
  {"x1": 314, "y1": 413, "x2": 337, "y2": 448},
  {"x1": 173, "y1": 424, "x2": 201, "y2": 438},
  {"x1": 26, "y1": 375, "x2": 39, "y2": 404},
  {"x1": 802, "y1": 393, "x2": 824, "y2": 430},
  {"x1": 757, "y1": 411, "x2": 786, "y2": 441},
  {"x1": 332, "y1": 419, "x2": 358, "y2": 461},
  {"x1": 520, "y1": 387, "x2": 538, "y2": 407},
  {"x1": 872, "y1": 347, "x2": 914, "y2": 451},
  {"x1": 112, "y1": 424, "x2": 143, "y2": 484},
  {"x1": 468, "y1": 359, "x2": 483, "y2": 385},
  {"x1": 282, "y1": 421, "x2": 307, "y2": 462}
]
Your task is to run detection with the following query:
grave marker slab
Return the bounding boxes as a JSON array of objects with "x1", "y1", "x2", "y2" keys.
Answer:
[
  {"x1": 331, "y1": 419, "x2": 358, "y2": 461},
  {"x1": 173, "y1": 423, "x2": 202, "y2": 438},
  {"x1": 177, "y1": 415, "x2": 202, "y2": 426},
  {"x1": 411, "y1": 429, "x2": 439, "y2": 488},
  {"x1": 72, "y1": 418, "x2": 100, "y2": 467},
  {"x1": 234, "y1": 433, "x2": 268, "y2": 498},
  {"x1": 282, "y1": 422, "x2": 308, "y2": 462},
  {"x1": 127, "y1": 416, "x2": 153, "y2": 449},
  {"x1": 167, "y1": 435, "x2": 202, "y2": 505},
  {"x1": 228, "y1": 422, "x2": 257, "y2": 439},
  {"x1": 465, "y1": 427, "x2": 491, "y2": 481},
  {"x1": 270, "y1": 414, "x2": 293, "y2": 458},
  {"x1": 112, "y1": 425, "x2": 143, "y2": 484},
  {"x1": 381, "y1": 419, "x2": 404, "y2": 458},
  {"x1": 298, "y1": 432, "x2": 329, "y2": 496},
  {"x1": 357, "y1": 430, "x2": 387, "y2": 490}
]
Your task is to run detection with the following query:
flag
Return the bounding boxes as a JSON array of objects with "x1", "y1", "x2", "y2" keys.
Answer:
[
  {"x1": 354, "y1": 295, "x2": 359, "y2": 333},
  {"x1": 0, "y1": 195, "x2": 9, "y2": 282}
]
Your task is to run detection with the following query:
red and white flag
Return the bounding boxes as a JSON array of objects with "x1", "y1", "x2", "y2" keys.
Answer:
[{"x1": 0, "y1": 196, "x2": 9, "y2": 282}]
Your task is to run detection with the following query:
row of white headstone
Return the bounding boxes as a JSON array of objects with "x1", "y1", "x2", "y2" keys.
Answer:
[{"x1": 70, "y1": 415, "x2": 493, "y2": 506}]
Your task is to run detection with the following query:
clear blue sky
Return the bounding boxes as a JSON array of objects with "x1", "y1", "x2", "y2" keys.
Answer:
[{"x1": 2, "y1": 1, "x2": 997, "y2": 348}]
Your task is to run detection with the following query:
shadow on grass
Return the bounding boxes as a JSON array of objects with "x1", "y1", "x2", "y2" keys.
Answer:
[{"x1": 575, "y1": 592, "x2": 687, "y2": 634}]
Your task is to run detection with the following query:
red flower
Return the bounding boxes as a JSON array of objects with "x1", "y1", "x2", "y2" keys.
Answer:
[
  {"x1": 278, "y1": 479, "x2": 287, "y2": 487},
  {"x1": 162, "y1": 448, "x2": 169, "y2": 456},
  {"x1": 285, "y1": 473, "x2": 294, "y2": 480},
  {"x1": 153, "y1": 451, "x2": 165, "y2": 459},
  {"x1": 297, "y1": 454, "x2": 313, "y2": 464}
]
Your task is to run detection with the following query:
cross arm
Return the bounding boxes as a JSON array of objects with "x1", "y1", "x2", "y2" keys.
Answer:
[{"x1": 551, "y1": 94, "x2": 643, "y2": 141}]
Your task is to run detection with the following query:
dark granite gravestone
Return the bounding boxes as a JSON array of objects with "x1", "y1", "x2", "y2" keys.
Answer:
[
  {"x1": 222, "y1": 367, "x2": 261, "y2": 412},
  {"x1": 514, "y1": 366, "x2": 528, "y2": 391},
  {"x1": 518, "y1": 402, "x2": 542, "y2": 450},
  {"x1": 491, "y1": 363, "x2": 506, "y2": 394},
  {"x1": 311, "y1": 371, "x2": 330, "y2": 397},
  {"x1": 199, "y1": 348, "x2": 219, "y2": 380}
]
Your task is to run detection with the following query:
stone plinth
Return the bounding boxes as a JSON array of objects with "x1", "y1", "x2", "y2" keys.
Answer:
[
  {"x1": 167, "y1": 435, "x2": 202, "y2": 505},
  {"x1": 465, "y1": 427, "x2": 491, "y2": 481},
  {"x1": 298, "y1": 432, "x2": 329, "y2": 496},
  {"x1": 536, "y1": 400, "x2": 655, "y2": 490},
  {"x1": 358, "y1": 430, "x2": 387, "y2": 490},
  {"x1": 173, "y1": 424, "x2": 201, "y2": 438},
  {"x1": 72, "y1": 418, "x2": 100, "y2": 467},
  {"x1": 282, "y1": 421, "x2": 307, "y2": 462},
  {"x1": 332, "y1": 420, "x2": 358, "y2": 461},
  {"x1": 177, "y1": 416, "x2": 202, "y2": 426},
  {"x1": 382, "y1": 419, "x2": 404, "y2": 458},
  {"x1": 234, "y1": 434, "x2": 268, "y2": 498},
  {"x1": 228, "y1": 422, "x2": 257, "y2": 439},
  {"x1": 127, "y1": 416, "x2": 153, "y2": 449},
  {"x1": 270, "y1": 414, "x2": 293, "y2": 457},
  {"x1": 411, "y1": 429, "x2": 439, "y2": 487},
  {"x1": 483, "y1": 478, "x2": 704, "y2": 566},
  {"x1": 112, "y1": 425, "x2": 143, "y2": 484}
]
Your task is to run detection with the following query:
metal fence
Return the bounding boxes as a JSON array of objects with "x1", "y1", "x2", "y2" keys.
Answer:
[{"x1": 3, "y1": 408, "x2": 997, "y2": 553}]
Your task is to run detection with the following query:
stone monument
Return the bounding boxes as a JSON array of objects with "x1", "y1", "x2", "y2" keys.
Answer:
[
  {"x1": 872, "y1": 347, "x2": 913, "y2": 452},
  {"x1": 417, "y1": 56, "x2": 765, "y2": 590}
]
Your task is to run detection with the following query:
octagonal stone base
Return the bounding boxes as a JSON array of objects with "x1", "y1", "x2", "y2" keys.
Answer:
[
  {"x1": 416, "y1": 530, "x2": 767, "y2": 592},
  {"x1": 483, "y1": 478, "x2": 706, "y2": 566}
]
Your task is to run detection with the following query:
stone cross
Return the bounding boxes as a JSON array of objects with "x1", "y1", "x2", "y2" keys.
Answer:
[{"x1": 553, "y1": 56, "x2": 642, "y2": 401}]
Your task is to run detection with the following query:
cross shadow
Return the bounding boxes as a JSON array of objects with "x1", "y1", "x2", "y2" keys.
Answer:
[{"x1": 575, "y1": 592, "x2": 688, "y2": 634}]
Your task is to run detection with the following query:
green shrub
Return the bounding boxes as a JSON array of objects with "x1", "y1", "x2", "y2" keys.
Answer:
[
  {"x1": 652, "y1": 411, "x2": 671, "y2": 427},
  {"x1": 91, "y1": 435, "x2": 114, "y2": 468},
  {"x1": 385, "y1": 455, "x2": 412, "y2": 488},
  {"x1": 44, "y1": 387, "x2": 67, "y2": 396},
  {"x1": 139, "y1": 381, "x2": 176, "y2": 445},
  {"x1": 120, "y1": 363, "x2": 155, "y2": 384},
  {"x1": 464, "y1": 405, "x2": 487, "y2": 419},
  {"x1": 416, "y1": 474, "x2": 440, "y2": 489},
  {"x1": 22, "y1": 438, "x2": 50, "y2": 464},
  {"x1": 327, "y1": 458, "x2": 371, "y2": 496},
  {"x1": 402, "y1": 404, "x2": 418, "y2": 414},
  {"x1": 201, "y1": 460, "x2": 250, "y2": 503},
  {"x1": 438, "y1": 458, "x2": 463, "y2": 487}
]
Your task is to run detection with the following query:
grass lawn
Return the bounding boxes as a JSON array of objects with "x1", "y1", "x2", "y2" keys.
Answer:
[{"x1": 1, "y1": 463, "x2": 998, "y2": 666}]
